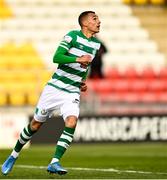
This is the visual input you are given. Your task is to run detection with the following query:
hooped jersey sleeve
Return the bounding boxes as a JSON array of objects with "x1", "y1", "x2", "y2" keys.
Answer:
[
  {"x1": 59, "y1": 31, "x2": 75, "y2": 50},
  {"x1": 53, "y1": 31, "x2": 77, "y2": 64}
]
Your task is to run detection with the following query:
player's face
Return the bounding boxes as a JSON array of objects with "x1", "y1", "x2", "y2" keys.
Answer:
[{"x1": 86, "y1": 13, "x2": 101, "y2": 33}]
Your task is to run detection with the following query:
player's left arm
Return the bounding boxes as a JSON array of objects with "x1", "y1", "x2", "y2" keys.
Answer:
[
  {"x1": 80, "y1": 68, "x2": 89, "y2": 92},
  {"x1": 80, "y1": 80, "x2": 87, "y2": 92}
]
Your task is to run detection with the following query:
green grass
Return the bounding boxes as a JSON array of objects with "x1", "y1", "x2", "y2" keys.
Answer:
[{"x1": 1, "y1": 143, "x2": 167, "y2": 179}]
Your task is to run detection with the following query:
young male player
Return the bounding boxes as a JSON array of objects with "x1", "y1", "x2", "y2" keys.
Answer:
[{"x1": 2, "y1": 11, "x2": 101, "y2": 175}]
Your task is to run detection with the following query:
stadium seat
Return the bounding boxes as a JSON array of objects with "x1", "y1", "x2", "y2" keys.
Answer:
[
  {"x1": 6, "y1": 81, "x2": 39, "y2": 105},
  {"x1": 0, "y1": 0, "x2": 12, "y2": 19},
  {"x1": 27, "y1": 92, "x2": 40, "y2": 106},
  {"x1": 122, "y1": 67, "x2": 139, "y2": 79},
  {"x1": 134, "y1": 0, "x2": 148, "y2": 5},
  {"x1": 0, "y1": 42, "x2": 46, "y2": 106},
  {"x1": 8, "y1": 57, "x2": 26, "y2": 69},
  {"x1": 0, "y1": 59, "x2": 8, "y2": 69},
  {"x1": 0, "y1": 43, "x2": 17, "y2": 69},
  {"x1": 140, "y1": 67, "x2": 157, "y2": 79},
  {"x1": 0, "y1": 71, "x2": 36, "y2": 83},
  {"x1": 122, "y1": 0, "x2": 133, "y2": 4},
  {"x1": 0, "y1": 72, "x2": 16, "y2": 83},
  {"x1": 98, "y1": 92, "x2": 124, "y2": 103},
  {"x1": 93, "y1": 79, "x2": 115, "y2": 94},
  {"x1": 0, "y1": 43, "x2": 45, "y2": 69},
  {"x1": 113, "y1": 79, "x2": 130, "y2": 92},
  {"x1": 108, "y1": 41, "x2": 157, "y2": 53},
  {"x1": 157, "y1": 92, "x2": 167, "y2": 103},
  {"x1": 158, "y1": 67, "x2": 167, "y2": 79},
  {"x1": 0, "y1": 94, "x2": 7, "y2": 106},
  {"x1": 39, "y1": 70, "x2": 53, "y2": 87},
  {"x1": 25, "y1": 81, "x2": 41, "y2": 105},
  {"x1": 9, "y1": 92, "x2": 25, "y2": 106},
  {"x1": 16, "y1": 71, "x2": 37, "y2": 82},
  {"x1": 8, "y1": 82, "x2": 26, "y2": 106},
  {"x1": 25, "y1": 57, "x2": 45, "y2": 69},
  {"x1": 129, "y1": 79, "x2": 148, "y2": 92},
  {"x1": 0, "y1": 85, "x2": 8, "y2": 106},
  {"x1": 41, "y1": 70, "x2": 52, "y2": 81},
  {"x1": 9, "y1": 93, "x2": 25, "y2": 106},
  {"x1": 150, "y1": 0, "x2": 165, "y2": 5},
  {"x1": 121, "y1": 92, "x2": 140, "y2": 103},
  {"x1": 105, "y1": 67, "x2": 122, "y2": 79},
  {"x1": 147, "y1": 79, "x2": 165, "y2": 92},
  {"x1": 140, "y1": 92, "x2": 158, "y2": 103}
]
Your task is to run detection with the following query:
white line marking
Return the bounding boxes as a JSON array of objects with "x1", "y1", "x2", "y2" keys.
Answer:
[{"x1": 4, "y1": 164, "x2": 167, "y2": 175}]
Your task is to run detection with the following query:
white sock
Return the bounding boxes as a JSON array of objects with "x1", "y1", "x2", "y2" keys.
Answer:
[
  {"x1": 11, "y1": 150, "x2": 19, "y2": 158},
  {"x1": 50, "y1": 158, "x2": 59, "y2": 164}
]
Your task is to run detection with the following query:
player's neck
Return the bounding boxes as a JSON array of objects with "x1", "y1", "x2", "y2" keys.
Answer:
[{"x1": 81, "y1": 29, "x2": 94, "y2": 39}]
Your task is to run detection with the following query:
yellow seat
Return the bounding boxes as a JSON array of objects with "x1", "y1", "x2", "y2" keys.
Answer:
[
  {"x1": 9, "y1": 82, "x2": 39, "y2": 93},
  {"x1": 9, "y1": 93, "x2": 25, "y2": 106},
  {"x1": 1, "y1": 43, "x2": 45, "y2": 70},
  {"x1": 122, "y1": 0, "x2": 133, "y2": 4},
  {"x1": 8, "y1": 56, "x2": 26, "y2": 69},
  {"x1": 7, "y1": 82, "x2": 39, "y2": 106},
  {"x1": 2, "y1": 42, "x2": 17, "y2": 54},
  {"x1": 37, "y1": 70, "x2": 52, "y2": 89},
  {"x1": 0, "y1": 0, "x2": 12, "y2": 19},
  {"x1": 23, "y1": 82, "x2": 40, "y2": 106},
  {"x1": 134, "y1": 0, "x2": 148, "y2": 5},
  {"x1": 150, "y1": 0, "x2": 165, "y2": 5},
  {"x1": 0, "y1": 85, "x2": 8, "y2": 106},
  {"x1": 25, "y1": 56, "x2": 45, "y2": 69},
  {"x1": 19, "y1": 43, "x2": 37, "y2": 55},
  {"x1": 41, "y1": 70, "x2": 52, "y2": 83},
  {"x1": 19, "y1": 43, "x2": 45, "y2": 69},
  {"x1": 8, "y1": 81, "x2": 39, "y2": 106},
  {"x1": 1, "y1": 43, "x2": 18, "y2": 68},
  {"x1": 16, "y1": 71, "x2": 37, "y2": 82},
  {"x1": 0, "y1": 94, "x2": 7, "y2": 106},
  {"x1": 0, "y1": 59, "x2": 8, "y2": 69},
  {"x1": 0, "y1": 71, "x2": 16, "y2": 83},
  {"x1": 7, "y1": 83, "x2": 26, "y2": 106},
  {"x1": 27, "y1": 92, "x2": 40, "y2": 106}
]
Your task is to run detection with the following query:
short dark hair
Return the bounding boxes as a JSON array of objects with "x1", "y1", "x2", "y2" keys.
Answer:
[{"x1": 78, "y1": 11, "x2": 95, "y2": 27}]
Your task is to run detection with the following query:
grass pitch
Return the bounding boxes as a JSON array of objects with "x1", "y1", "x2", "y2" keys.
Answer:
[{"x1": 0, "y1": 143, "x2": 167, "y2": 179}]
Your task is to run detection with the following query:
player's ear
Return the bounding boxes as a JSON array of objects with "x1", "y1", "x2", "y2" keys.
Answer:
[{"x1": 82, "y1": 18, "x2": 88, "y2": 27}]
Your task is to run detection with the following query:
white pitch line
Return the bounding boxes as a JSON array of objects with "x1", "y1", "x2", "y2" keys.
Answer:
[{"x1": 8, "y1": 164, "x2": 167, "y2": 175}]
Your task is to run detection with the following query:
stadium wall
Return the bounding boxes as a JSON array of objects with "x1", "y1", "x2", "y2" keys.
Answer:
[
  {"x1": 0, "y1": 112, "x2": 29, "y2": 148},
  {"x1": 31, "y1": 115, "x2": 167, "y2": 144},
  {"x1": 1, "y1": 113, "x2": 167, "y2": 147}
]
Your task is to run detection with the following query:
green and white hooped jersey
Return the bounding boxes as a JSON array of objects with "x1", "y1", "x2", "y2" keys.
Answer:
[{"x1": 48, "y1": 30, "x2": 101, "y2": 94}]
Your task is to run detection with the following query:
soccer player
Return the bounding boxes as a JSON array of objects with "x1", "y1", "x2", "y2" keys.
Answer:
[{"x1": 1, "y1": 11, "x2": 101, "y2": 175}]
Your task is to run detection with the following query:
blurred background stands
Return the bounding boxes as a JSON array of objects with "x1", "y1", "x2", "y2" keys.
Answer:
[{"x1": 0, "y1": 0, "x2": 167, "y2": 116}]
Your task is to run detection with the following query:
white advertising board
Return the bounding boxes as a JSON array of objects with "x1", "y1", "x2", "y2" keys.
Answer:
[
  {"x1": 74, "y1": 116, "x2": 167, "y2": 142},
  {"x1": 0, "y1": 113, "x2": 29, "y2": 148}
]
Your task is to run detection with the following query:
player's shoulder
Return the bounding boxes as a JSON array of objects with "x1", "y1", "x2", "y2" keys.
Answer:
[{"x1": 63, "y1": 30, "x2": 79, "y2": 43}]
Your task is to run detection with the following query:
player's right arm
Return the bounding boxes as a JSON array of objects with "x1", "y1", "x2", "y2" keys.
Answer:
[{"x1": 53, "y1": 31, "x2": 92, "y2": 65}]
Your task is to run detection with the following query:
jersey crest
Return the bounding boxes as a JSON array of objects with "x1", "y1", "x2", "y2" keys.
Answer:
[{"x1": 63, "y1": 35, "x2": 72, "y2": 43}]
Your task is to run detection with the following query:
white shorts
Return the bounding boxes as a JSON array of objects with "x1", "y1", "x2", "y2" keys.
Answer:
[{"x1": 34, "y1": 85, "x2": 80, "y2": 122}]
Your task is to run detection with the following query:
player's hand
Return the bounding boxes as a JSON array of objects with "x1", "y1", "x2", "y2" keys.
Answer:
[
  {"x1": 76, "y1": 55, "x2": 92, "y2": 67},
  {"x1": 80, "y1": 81, "x2": 87, "y2": 92},
  {"x1": 80, "y1": 63, "x2": 88, "y2": 69},
  {"x1": 76, "y1": 55, "x2": 92, "y2": 69}
]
